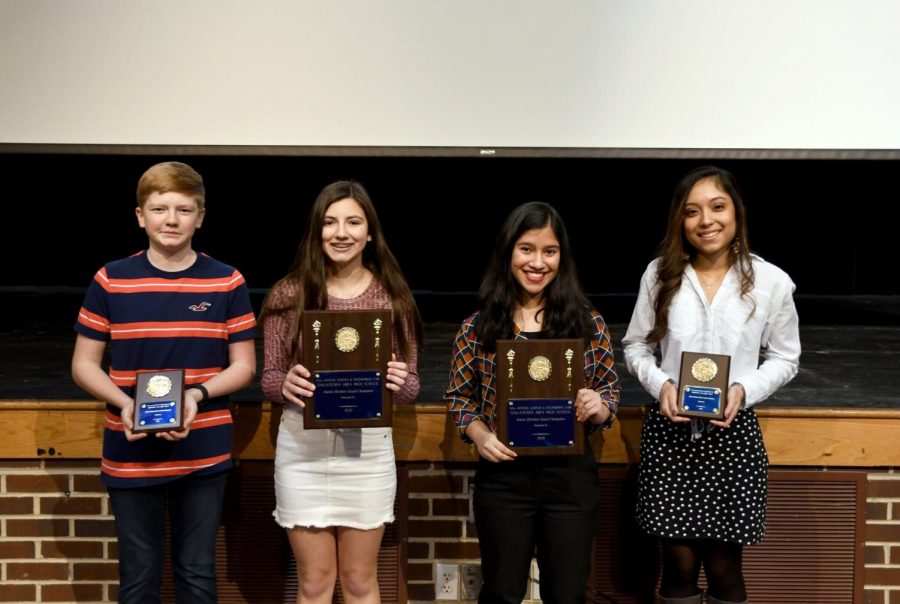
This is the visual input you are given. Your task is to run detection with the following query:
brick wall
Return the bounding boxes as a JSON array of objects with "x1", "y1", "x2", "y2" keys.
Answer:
[
  {"x1": 404, "y1": 462, "x2": 542, "y2": 604},
  {"x1": 406, "y1": 462, "x2": 477, "y2": 603},
  {"x1": 865, "y1": 471, "x2": 900, "y2": 604},
  {"x1": 2, "y1": 459, "x2": 898, "y2": 603},
  {"x1": 0, "y1": 460, "x2": 117, "y2": 603}
]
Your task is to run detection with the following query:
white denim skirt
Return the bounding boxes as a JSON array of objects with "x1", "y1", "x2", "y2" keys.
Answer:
[{"x1": 273, "y1": 408, "x2": 396, "y2": 530}]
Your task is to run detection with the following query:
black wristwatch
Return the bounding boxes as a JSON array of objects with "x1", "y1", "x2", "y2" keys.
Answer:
[{"x1": 189, "y1": 384, "x2": 210, "y2": 406}]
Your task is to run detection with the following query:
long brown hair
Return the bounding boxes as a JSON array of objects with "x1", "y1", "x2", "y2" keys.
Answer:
[
  {"x1": 649, "y1": 166, "x2": 755, "y2": 343},
  {"x1": 476, "y1": 202, "x2": 593, "y2": 351},
  {"x1": 261, "y1": 180, "x2": 422, "y2": 358}
]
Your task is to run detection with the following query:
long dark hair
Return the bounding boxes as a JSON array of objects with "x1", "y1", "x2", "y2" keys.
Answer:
[
  {"x1": 649, "y1": 166, "x2": 755, "y2": 343},
  {"x1": 262, "y1": 180, "x2": 422, "y2": 358},
  {"x1": 476, "y1": 202, "x2": 593, "y2": 351}
]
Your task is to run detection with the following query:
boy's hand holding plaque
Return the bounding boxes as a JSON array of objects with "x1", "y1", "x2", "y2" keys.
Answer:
[
  {"x1": 301, "y1": 309, "x2": 392, "y2": 429},
  {"x1": 496, "y1": 339, "x2": 585, "y2": 456},
  {"x1": 677, "y1": 351, "x2": 731, "y2": 420},
  {"x1": 133, "y1": 369, "x2": 185, "y2": 433}
]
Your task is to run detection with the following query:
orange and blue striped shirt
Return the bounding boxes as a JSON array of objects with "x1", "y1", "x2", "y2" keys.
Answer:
[{"x1": 75, "y1": 251, "x2": 256, "y2": 487}]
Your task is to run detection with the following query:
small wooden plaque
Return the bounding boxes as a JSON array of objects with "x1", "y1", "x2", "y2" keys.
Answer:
[
  {"x1": 133, "y1": 369, "x2": 185, "y2": 433},
  {"x1": 677, "y1": 351, "x2": 732, "y2": 419}
]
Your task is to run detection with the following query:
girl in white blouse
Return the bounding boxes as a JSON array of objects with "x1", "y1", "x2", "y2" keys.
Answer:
[{"x1": 623, "y1": 166, "x2": 800, "y2": 604}]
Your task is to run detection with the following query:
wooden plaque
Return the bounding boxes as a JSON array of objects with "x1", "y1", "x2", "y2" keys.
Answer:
[
  {"x1": 301, "y1": 309, "x2": 392, "y2": 429},
  {"x1": 496, "y1": 339, "x2": 585, "y2": 456},
  {"x1": 133, "y1": 369, "x2": 185, "y2": 433},
  {"x1": 677, "y1": 351, "x2": 732, "y2": 419}
]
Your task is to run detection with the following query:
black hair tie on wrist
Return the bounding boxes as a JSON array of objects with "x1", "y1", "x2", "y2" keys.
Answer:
[{"x1": 189, "y1": 384, "x2": 210, "y2": 405}]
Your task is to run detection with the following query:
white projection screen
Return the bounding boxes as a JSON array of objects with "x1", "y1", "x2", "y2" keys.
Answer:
[{"x1": 1, "y1": 0, "x2": 899, "y2": 155}]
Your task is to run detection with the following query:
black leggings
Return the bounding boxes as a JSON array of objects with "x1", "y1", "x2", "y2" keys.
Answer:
[{"x1": 659, "y1": 538, "x2": 746, "y2": 602}]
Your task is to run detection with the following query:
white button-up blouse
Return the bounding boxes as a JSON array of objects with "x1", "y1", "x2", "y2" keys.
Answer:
[{"x1": 622, "y1": 255, "x2": 801, "y2": 408}]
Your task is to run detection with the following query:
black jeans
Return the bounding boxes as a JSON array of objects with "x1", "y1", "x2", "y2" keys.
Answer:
[
  {"x1": 473, "y1": 448, "x2": 599, "y2": 604},
  {"x1": 107, "y1": 471, "x2": 228, "y2": 604}
]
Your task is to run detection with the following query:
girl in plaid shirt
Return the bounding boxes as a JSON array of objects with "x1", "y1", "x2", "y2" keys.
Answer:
[{"x1": 445, "y1": 202, "x2": 620, "y2": 604}]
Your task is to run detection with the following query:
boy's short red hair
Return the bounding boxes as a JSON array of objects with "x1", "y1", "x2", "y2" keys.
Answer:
[{"x1": 136, "y1": 162, "x2": 205, "y2": 209}]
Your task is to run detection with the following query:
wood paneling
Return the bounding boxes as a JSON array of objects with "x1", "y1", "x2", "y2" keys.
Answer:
[{"x1": 3, "y1": 402, "x2": 900, "y2": 467}]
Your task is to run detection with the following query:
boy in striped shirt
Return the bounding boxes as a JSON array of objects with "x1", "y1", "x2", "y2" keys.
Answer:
[{"x1": 72, "y1": 161, "x2": 257, "y2": 603}]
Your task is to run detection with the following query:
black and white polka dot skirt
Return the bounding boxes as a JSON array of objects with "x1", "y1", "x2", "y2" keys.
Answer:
[{"x1": 636, "y1": 404, "x2": 768, "y2": 545}]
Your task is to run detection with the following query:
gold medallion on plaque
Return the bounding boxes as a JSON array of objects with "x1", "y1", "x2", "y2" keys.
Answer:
[
  {"x1": 691, "y1": 357, "x2": 718, "y2": 383},
  {"x1": 146, "y1": 375, "x2": 173, "y2": 398},
  {"x1": 527, "y1": 356, "x2": 552, "y2": 382},
  {"x1": 334, "y1": 327, "x2": 361, "y2": 353}
]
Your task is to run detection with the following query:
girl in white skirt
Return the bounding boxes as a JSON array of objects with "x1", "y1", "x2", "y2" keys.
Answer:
[{"x1": 261, "y1": 180, "x2": 422, "y2": 604}]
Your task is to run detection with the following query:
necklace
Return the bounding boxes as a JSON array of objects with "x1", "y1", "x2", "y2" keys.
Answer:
[
  {"x1": 329, "y1": 269, "x2": 371, "y2": 299},
  {"x1": 698, "y1": 276, "x2": 723, "y2": 290},
  {"x1": 695, "y1": 268, "x2": 727, "y2": 290}
]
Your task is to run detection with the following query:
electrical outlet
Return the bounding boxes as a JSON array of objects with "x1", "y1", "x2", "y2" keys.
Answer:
[
  {"x1": 460, "y1": 563, "x2": 482, "y2": 599},
  {"x1": 436, "y1": 563, "x2": 459, "y2": 600}
]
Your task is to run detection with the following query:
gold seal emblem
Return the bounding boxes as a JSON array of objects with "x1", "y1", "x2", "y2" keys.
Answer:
[
  {"x1": 691, "y1": 357, "x2": 718, "y2": 382},
  {"x1": 527, "y1": 356, "x2": 552, "y2": 382},
  {"x1": 146, "y1": 375, "x2": 172, "y2": 398},
  {"x1": 334, "y1": 327, "x2": 360, "y2": 353}
]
